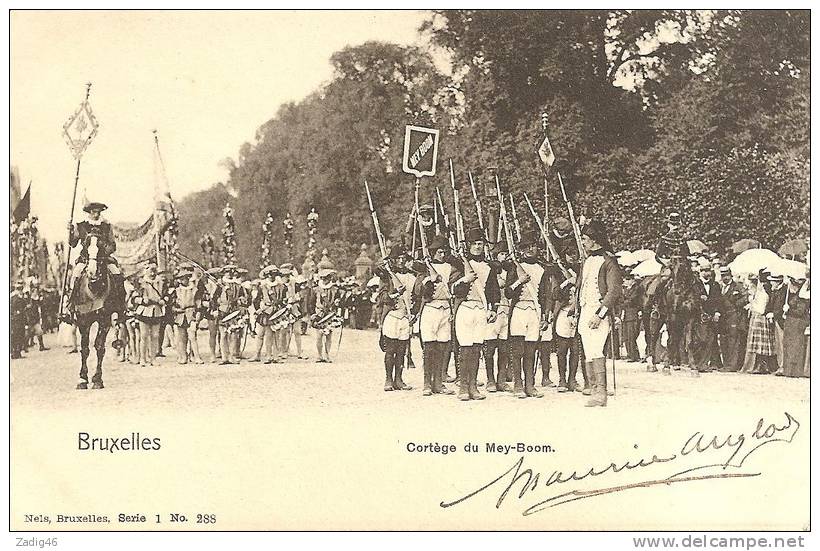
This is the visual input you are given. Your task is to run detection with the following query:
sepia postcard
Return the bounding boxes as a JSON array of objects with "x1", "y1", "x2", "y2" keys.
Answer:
[{"x1": 8, "y1": 8, "x2": 812, "y2": 536}]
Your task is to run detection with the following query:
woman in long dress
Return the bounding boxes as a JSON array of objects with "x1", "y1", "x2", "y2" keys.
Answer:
[{"x1": 741, "y1": 271, "x2": 776, "y2": 374}]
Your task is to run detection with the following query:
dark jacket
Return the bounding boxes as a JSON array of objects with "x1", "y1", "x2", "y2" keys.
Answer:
[
  {"x1": 576, "y1": 253, "x2": 623, "y2": 316},
  {"x1": 69, "y1": 221, "x2": 116, "y2": 261},
  {"x1": 719, "y1": 280, "x2": 748, "y2": 330},
  {"x1": 694, "y1": 279, "x2": 723, "y2": 316},
  {"x1": 504, "y1": 259, "x2": 555, "y2": 315},
  {"x1": 451, "y1": 255, "x2": 501, "y2": 310}
]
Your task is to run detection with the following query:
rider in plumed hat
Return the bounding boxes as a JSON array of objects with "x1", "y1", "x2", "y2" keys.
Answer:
[{"x1": 63, "y1": 201, "x2": 120, "y2": 320}]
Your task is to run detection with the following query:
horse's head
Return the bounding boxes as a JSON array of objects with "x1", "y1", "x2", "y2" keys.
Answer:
[
  {"x1": 85, "y1": 235, "x2": 101, "y2": 276},
  {"x1": 84, "y1": 235, "x2": 109, "y2": 296}
]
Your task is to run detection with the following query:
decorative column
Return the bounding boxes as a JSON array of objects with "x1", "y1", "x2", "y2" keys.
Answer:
[
  {"x1": 283, "y1": 212, "x2": 294, "y2": 262},
  {"x1": 260, "y1": 211, "x2": 274, "y2": 269},
  {"x1": 221, "y1": 203, "x2": 237, "y2": 265},
  {"x1": 306, "y1": 207, "x2": 319, "y2": 260}
]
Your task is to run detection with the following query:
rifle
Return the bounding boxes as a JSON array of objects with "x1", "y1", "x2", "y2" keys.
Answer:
[
  {"x1": 451, "y1": 159, "x2": 485, "y2": 309},
  {"x1": 523, "y1": 193, "x2": 575, "y2": 282},
  {"x1": 495, "y1": 176, "x2": 538, "y2": 301},
  {"x1": 538, "y1": 113, "x2": 584, "y2": 337},
  {"x1": 448, "y1": 159, "x2": 466, "y2": 252},
  {"x1": 543, "y1": 176, "x2": 551, "y2": 262},
  {"x1": 364, "y1": 180, "x2": 413, "y2": 316},
  {"x1": 541, "y1": 113, "x2": 586, "y2": 262},
  {"x1": 435, "y1": 186, "x2": 457, "y2": 251},
  {"x1": 414, "y1": 180, "x2": 446, "y2": 294},
  {"x1": 468, "y1": 171, "x2": 490, "y2": 258},
  {"x1": 433, "y1": 191, "x2": 441, "y2": 236},
  {"x1": 508, "y1": 193, "x2": 522, "y2": 242}
]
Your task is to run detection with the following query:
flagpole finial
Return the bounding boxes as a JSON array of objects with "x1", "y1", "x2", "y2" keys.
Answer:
[{"x1": 85, "y1": 82, "x2": 92, "y2": 101}]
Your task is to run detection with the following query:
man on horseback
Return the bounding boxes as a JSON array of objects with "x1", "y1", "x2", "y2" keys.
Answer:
[
  {"x1": 63, "y1": 201, "x2": 121, "y2": 321},
  {"x1": 655, "y1": 211, "x2": 688, "y2": 266}
]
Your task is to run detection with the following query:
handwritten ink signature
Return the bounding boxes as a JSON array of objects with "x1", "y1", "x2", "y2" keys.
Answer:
[{"x1": 440, "y1": 412, "x2": 800, "y2": 516}]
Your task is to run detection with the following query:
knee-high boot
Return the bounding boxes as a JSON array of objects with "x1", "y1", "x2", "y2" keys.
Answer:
[
  {"x1": 585, "y1": 358, "x2": 608, "y2": 407},
  {"x1": 539, "y1": 342, "x2": 554, "y2": 386},
  {"x1": 422, "y1": 342, "x2": 434, "y2": 396},
  {"x1": 384, "y1": 340, "x2": 395, "y2": 391},
  {"x1": 509, "y1": 337, "x2": 525, "y2": 398},
  {"x1": 483, "y1": 339, "x2": 497, "y2": 392},
  {"x1": 433, "y1": 342, "x2": 454, "y2": 395},
  {"x1": 524, "y1": 342, "x2": 544, "y2": 398},
  {"x1": 467, "y1": 345, "x2": 485, "y2": 400},
  {"x1": 457, "y1": 345, "x2": 471, "y2": 401},
  {"x1": 393, "y1": 340, "x2": 412, "y2": 390},
  {"x1": 581, "y1": 359, "x2": 593, "y2": 395},
  {"x1": 497, "y1": 339, "x2": 511, "y2": 389}
]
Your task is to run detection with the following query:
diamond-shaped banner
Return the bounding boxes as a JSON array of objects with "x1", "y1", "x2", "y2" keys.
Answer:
[{"x1": 62, "y1": 100, "x2": 99, "y2": 160}]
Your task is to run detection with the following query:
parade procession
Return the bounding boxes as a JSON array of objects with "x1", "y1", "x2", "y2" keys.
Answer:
[
  {"x1": 8, "y1": 10, "x2": 812, "y2": 534},
  {"x1": 9, "y1": 10, "x2": 810, "y2": 406},
  {"x1": 10, "y1": 106, "x2": 810, "y2": 407}
]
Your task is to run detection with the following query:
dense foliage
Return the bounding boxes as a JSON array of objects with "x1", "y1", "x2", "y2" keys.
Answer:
[{"x1": 177, "y1": 10, "x2": 809, "y2": 271}]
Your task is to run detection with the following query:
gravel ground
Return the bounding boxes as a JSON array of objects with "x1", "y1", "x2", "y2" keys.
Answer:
[{"x1": 10, "y1": 328, "x2": 810, "y2": 531}]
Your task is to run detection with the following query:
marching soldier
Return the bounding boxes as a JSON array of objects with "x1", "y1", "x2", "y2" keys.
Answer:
[
  {"x1": 404, "y1": 204, "x2": 436, "y2": 371},
  {"x1": 413, "y1": 235, "x2": 459, "y2": 396},
  {"x1": 483, "y1": 242, "x2": 512, "y2": 392},
  {"x1": 277, "y1": 264, "x2": 297, "y2": 361},
  {"x1": 576, "y1": 220, "x2": 623, "y2": 407},
  {"x1": 200, "y1": 267, "x2": 223, "y2": 362},
  {"x1": 133, "y1": 262, "x2": 166, "y2": 367},
  {"x1": 252, "y1": 265, "x2": 280, "y2": 364},
  {"x1": 452, "y1": 228, "x2": 500, "y2": 401},
  {"x1": 536, "y1": 243, "x2": 562, "y2": 388},
  {"x1": 288, "y1": 273, "x2": 309, "y2": 360},
  {"x1": 172, "y1": 268, "x2": 205, "y2": 364},
  {"x1": 505, "y1": 230, "x2": 553, "y2": 399},
  {"x1": 215, "y1": 264, "x2": 248, "y2": 365},
  {"x1": 375, "y1": 245, "x2": 415, "y2": 391},
  {"x1": 123, "y1": 275, "x2": 142, "y2": 364},
  {"x1": 313, "y1": 268, "x2": 340, "y2": 364}
]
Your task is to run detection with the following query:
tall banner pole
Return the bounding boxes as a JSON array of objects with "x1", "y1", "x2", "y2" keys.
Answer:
[
  {"x1": 544, "y1": 176, "x2": 551, "y2": 261},
  {"x1": 59, "y1": 82, "x2": 97, "y2": 321}
]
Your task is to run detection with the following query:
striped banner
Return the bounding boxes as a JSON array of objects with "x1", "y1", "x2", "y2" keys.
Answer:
[{"x1": 112, "y1": 216, "x2": 157, "y2": 276}]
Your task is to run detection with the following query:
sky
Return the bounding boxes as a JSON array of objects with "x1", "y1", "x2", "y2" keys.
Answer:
[{"x1": 10, "y1": 10, "x2": 431, "y2": 242}]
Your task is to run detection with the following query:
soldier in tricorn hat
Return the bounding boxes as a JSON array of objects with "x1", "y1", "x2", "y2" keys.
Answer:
[
  {"x1": 412, "y1": 234, "x2": 459, "y2": 396},
  {"x1": 505, "y1": 230, "x2": 553, "y2": 399},
  {"x1": 375, "y1": 243, "x2": 416, "y2": 391},
  {"x1": 483, "y1": 238, "x2": 513, "y2": 392},
  {"x1": 576, "y1": 219, "x2": 622, "y2": 407},
  {"x1": 452, "y1": 228, "x2": 501, "y2": 401}
]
